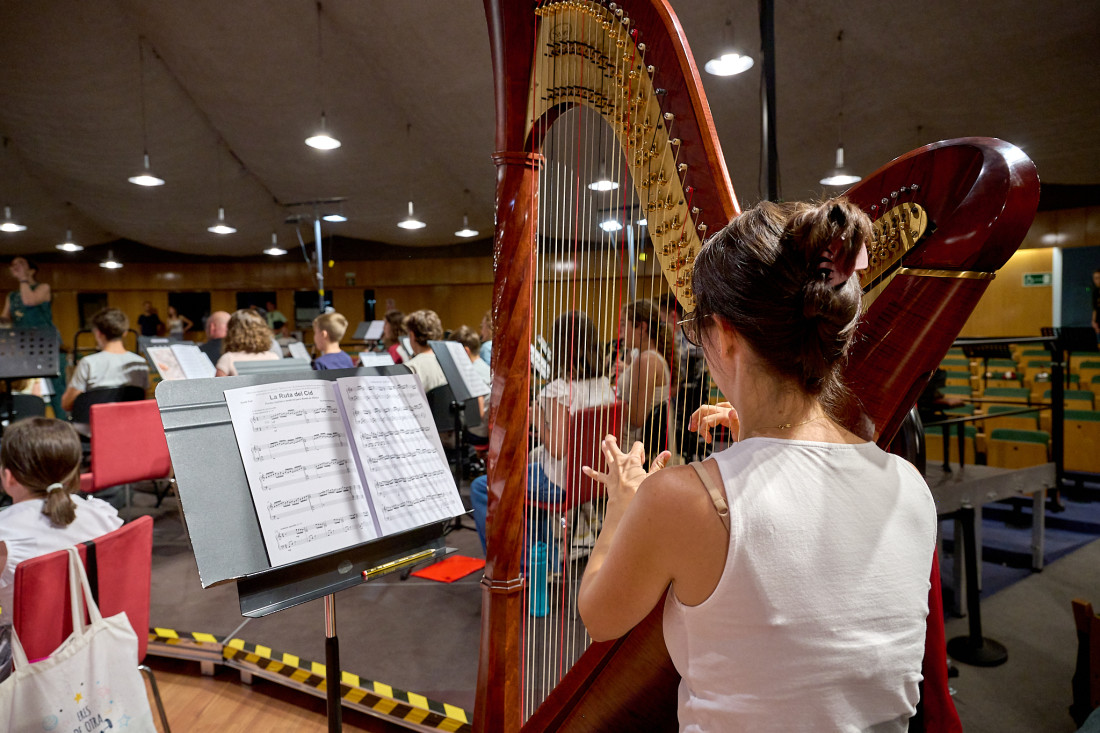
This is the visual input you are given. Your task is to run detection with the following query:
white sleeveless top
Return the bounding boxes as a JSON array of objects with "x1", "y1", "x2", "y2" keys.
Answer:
[{"x1": 663, "y1": 437, "x2": 936, "y2": 732}]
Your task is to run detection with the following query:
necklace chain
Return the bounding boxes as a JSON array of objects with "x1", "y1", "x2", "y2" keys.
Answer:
[{"x1": 754, "y1": 414, "x2": 828, "y2": 432}]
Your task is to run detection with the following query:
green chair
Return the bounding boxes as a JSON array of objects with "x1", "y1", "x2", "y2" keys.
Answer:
[
  {"x1": 924, "y1": 424, "x2": 977, "y2": 464},
  {"x1": 984, "y1": 387, "x2": 1030, "y2": 404},
  {"x1": 987, "y1": 428, "x2": 1049, "y2": 468},
  {"x1": 983, "y1": 404, "x2": 1040, "y2": 431},
  {"x1": 1043, "y1": 389, "x2": 1095, "y2": 411},
  {"x1": 1065, "y1": 410, "x2": 1100, "y2": 473},
  {"x1": 941, "y1": 385, "x2": 972, "y2": 397}
]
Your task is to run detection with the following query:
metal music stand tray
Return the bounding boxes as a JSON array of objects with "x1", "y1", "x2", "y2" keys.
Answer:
[
  {"x1": 0, "y1": 328, "x2": 60, "y2": 432},
  {"x1": 155, "y1": 365, "x2": 454, "y2": 731}
]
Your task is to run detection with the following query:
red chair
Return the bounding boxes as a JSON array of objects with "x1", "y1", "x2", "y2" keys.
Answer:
[
  {"x1": 80, "y1": 399, "x2": 173, "y2": 506},
  {"x1": 529, "y1": 402, "x2": 622, "y2": 515},
  {"x1": 12, "y1": 516, "x2": 170, "y2": 730}
]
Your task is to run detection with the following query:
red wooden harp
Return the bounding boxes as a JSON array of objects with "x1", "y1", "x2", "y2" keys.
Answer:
[{"x1": 477, "y1": 1, "x2": 1039, "y2": 730}]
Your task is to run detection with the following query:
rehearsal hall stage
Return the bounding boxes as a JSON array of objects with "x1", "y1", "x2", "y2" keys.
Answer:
[{"x1": 128, "y1": 481, "x2": 1100, "y2": 732}]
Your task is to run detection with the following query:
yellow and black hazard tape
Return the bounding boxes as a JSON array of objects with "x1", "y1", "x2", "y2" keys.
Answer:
[{"x1": 146, "y1": 628, "x2": 470, "y2": 732}]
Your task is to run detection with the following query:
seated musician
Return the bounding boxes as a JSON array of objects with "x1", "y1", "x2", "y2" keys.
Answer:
[
  {"x1": 470, "y1": 311, "x2": 614, "y2": 554},
  {"x1": 401, "y1": 310, "x2": 447, "y2": 392},
  {"x1": 617, "y1": 298, "x2": 676, "y2": 465},
  {"x1": 578, "y1": 199, "x2": 937, "y2": 731},
  {"x1": 214, "y1": 309, "x2": 279, "y2": 377},
  {"x1": 60, "y1": 307, "x2": 149, "y2": 415}
]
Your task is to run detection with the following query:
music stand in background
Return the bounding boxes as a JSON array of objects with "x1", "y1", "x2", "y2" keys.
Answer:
[
  {"x1": 156, "y1": 366, "x2": 455, "y2": 731},
  {"x1": 0, "y1": 328, "x2": 60, "y2": 435}
]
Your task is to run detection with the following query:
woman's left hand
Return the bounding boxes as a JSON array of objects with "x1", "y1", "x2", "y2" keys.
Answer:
[{"x1": 583, "y1": 435, "x2": 670, "y2": 506}]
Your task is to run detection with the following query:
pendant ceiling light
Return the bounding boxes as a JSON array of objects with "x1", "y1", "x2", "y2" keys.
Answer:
[
  {"x1": 705, "y1": 19, "x2": 754, "y2": 77},
  {"x1": 305, "y1": 2, "x2": 341, "y2": 150},
  {"x1": 99, "y1": 249, "x2": 123, "y2": 269},
  {"x1": 398, "y1": 201, "x2": 426, "y2": 230},
  {"x1": 56, "y1": 229, "x2": 83, "y2": 252},
  {"x1": 820, "y1": 30, "x2": 861, "y2": 187},
  {"x1": 455, "y1": 214, "x2": 478, "y2": 238},
  {"x1": 264, "y1": 232, "x2": 287, "y2": 255},
  {"x1": 128, "y1": 38, "x2": 165, "y2": 186},
  {"x1": 0, "y1": 206, "x2": 26, "y2": 233},
  {"x1": 207, "y1": 207, "x2": 236, "y2": 235}
]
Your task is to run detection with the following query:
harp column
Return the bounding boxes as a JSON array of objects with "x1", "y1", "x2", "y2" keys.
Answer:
[{"x1": 474, "y1": 150, "x2": 543, "y2": 733}]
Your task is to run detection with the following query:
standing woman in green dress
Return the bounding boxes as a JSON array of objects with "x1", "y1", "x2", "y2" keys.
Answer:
[{"x1": 1, "y1": 257, "x2": 67, "y2": 419}]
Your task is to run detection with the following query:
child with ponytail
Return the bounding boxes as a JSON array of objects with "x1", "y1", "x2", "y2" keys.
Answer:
[{"x1": 0, "y1": 418, "x2": 122, "y2": 628}]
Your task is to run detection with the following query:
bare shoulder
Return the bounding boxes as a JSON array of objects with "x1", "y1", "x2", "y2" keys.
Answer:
[{"x1": 634, "y1": 464, "x2": 721, "y2": 524}]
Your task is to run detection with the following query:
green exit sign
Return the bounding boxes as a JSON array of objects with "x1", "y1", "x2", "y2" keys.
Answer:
[{"x1": 1023, "y1": 272, "x2": 1052, "y2": 287}]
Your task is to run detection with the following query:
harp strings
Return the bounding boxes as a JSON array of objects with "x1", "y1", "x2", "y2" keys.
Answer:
[{"x1": 520, "y1": 0, "x2": 716, "y2": 719}]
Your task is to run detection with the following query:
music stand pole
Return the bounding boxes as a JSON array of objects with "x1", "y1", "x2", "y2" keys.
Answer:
[{"x1": 324, "y1": 594, "x2": 342, "y2": 731}]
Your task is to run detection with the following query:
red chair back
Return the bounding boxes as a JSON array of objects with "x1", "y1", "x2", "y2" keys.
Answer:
[
  {"x1": 12, "y1": 516, "x2": 153, "y2": 662},
  {"x1": 89, "y1": 399, "x2": 171, "y2": 492},
  {"x1": 532, "y1": 402, "x2": 621, "y2": 512}
]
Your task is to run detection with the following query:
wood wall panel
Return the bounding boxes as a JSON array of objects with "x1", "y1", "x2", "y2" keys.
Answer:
[
  {"x1": 958, "y1": 247, "x2": 1052, "y2": 338},
  {"x1": 27, "y1": 257, "x2": 495, "y2": 348}
]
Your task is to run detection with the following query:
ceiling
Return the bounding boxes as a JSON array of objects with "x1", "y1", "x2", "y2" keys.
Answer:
[{"x1": 0, "y1": 0, "x2": 1097, "y2": 261}]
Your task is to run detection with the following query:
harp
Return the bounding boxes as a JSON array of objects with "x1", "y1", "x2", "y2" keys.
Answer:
[{"x1": 477, "y1": 1, "x2": 1040, "y2": 730}]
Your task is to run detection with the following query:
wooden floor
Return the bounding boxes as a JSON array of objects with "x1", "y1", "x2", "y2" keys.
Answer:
[{"x1": 145, "y1": 657, "x2": 417, "y2": 733}]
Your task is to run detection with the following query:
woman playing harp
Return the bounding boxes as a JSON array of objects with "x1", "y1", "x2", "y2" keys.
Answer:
[{"x1": 578, "y1": 198, "x2": 938, "y2": 731}]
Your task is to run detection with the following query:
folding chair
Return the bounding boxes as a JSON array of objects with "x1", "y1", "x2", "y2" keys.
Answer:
[
  {"x1": 1064, "y1": 410, "x2": 1100, "y2": 474},
  {"x1": 81, "y1": 399, "x2": 174, "y2": 508},
  {"x1": 986, "y1": 428, "x2": 1049, "y2": 469},
  {"x1": 12, "y1": 516, "x2": 170, "y2": 731}
]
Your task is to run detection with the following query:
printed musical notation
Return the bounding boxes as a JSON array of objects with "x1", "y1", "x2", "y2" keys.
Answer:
[
  {"x1": 251, "y1": 431, "x2": 345, "y2": 462},
  {"x1": 224, "y1": 380, "x2": 379, "y2": 566},
  {"x1": 336, "y1": 374, "x2": 466, "y2": 535},
  {"x1": 222, "y1": 375, "x2": 466, "y2": 566}
]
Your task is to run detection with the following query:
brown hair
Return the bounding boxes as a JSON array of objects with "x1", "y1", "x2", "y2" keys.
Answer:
[
  {"x1": 313, "y1": 312, "x2": 348, "y2": 342},
  {"x1": 622, "y1": 299, "x2": 677, "y2": 388},
  {"x1": 0, "y1": 418, "x2": 83, "y2": 527},
  {"x1": 90, "y1": 307, "x2": 129, "y2": 340},
  {"x1": 224, "y1": 309, "x2": 274, "y2": 354},
  {"x1": 450, "y1": 325, "x2": 481, "y2": 354},
  {"x1": 403, "y1": 310, "x2": 443, "y2": 347},
  {"x1": 382, "y1": 310, "x2": 405, "y2": 347},
  {"x1": 551, "y1": 311, "x2": 604, "y2": 380},
  {"x1": 689, "y1": 197, "x2": 869, "y2": 414}
]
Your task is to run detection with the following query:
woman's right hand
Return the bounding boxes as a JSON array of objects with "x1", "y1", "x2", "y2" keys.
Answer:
[{"x1": 688, "y1": 402, "x2": 739, "y2": 444}]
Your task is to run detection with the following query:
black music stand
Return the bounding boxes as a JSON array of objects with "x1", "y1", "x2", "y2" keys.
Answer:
[
  {"x1": 0, "y1": 328, "x2": 60, "y2": 435},
  {"x1": 156, "y1": 366, "x2": 456, "y2": 732}
]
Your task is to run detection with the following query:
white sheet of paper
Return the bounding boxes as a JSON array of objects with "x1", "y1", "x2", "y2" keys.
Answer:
[
  {"x1": 358, "y1": 352, "x2": 395, "y2": 367},
  {"x1": 287, "y1": 341, "x2": 312, "y2": 361},
  {"x1": 336, "y1": 374, "x2": 465, "y2": 535},
  {"x1": 171, "y1": 343, "x2": 216, "y2": 379},
  {"x1": 530, "y1": 344, "x2": 552, "y2": 380},
  {"x1": 146, "y1": 346, "x2": 186, "y2": 381},
  {"x1": 224, "y1": 380, "x2": 379, "y2": 566},
  {"x1": 440, "y1": 340, "x2": 490, "y2": 399},
  {"x1": 364, "y1": 320, "x2": 385, "y2": 341}
]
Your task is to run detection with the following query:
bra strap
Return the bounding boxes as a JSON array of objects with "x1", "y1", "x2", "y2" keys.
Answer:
[{"x1": 689, "y1": 461, "x2": 730, "y2": 534}]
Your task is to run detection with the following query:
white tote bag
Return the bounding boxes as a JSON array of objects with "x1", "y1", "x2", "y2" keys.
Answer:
[{"x1": 0, "y1": 547, "x2": 157, "y2": 732}]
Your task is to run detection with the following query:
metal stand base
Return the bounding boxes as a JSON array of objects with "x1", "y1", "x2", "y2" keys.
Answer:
[{"x1": 946, "y1": 635, "x2": 1008, "y2": 667}]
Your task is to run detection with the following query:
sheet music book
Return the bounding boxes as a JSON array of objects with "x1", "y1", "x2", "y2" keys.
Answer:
[
  {"x1": 287, "y1": 341, "x2": 312, "y2": 361},
  {"x1": 147, "y1": 343, "x2": 217, "y2": 380},
  {"x1": 223, "y1": 374, "x2": 466, "y2": 567},
  {"x1": 429, "y1": 340, "x2": 491, "y2": 403},
  {"x1": 359, "y1": 352, "x2": 395, "y2": 367},
  {"x1": 363, "y1": 320, "x2": 385, "y2": 341}
]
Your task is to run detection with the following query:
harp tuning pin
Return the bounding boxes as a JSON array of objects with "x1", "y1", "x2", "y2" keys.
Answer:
[
  {"x1": 697, "y1": 222, "x2": 707, "y2": 232},
  {"x1": 881, "y1": 198, "x2": 889, "y2": 205},
  {"x1": 691, "y1": 206, "x2": 700, "y2": 215},
  {"x1": 615, "y1": 7, "x2": 623, "y2": 17},
  {"x1": 890, "y1": 190, "x2": 898, "y2": 199},
  {"x1": 637, "y1": 42, "x2": 645, "y2": 52},
  {"x1": 664, "y1": 112, "x2": 674, "y2": 121},
  {"x1": 648, "y1": 65, "x2": 656, "y2": 75},
  {"x1": 670, "y1": 138, "x2": 681, "y2": 147},
  {"x1": 910, "y1": 183, "x2": 919, "y2": 191},
  {"x1": 678, "y1": 163, "x2": 688, "y2": 173},
  {"x1": 685, "y1": 186, "x2": 694, "y2": 194},
  {"x1": 654, "y1": 86, "x2": 666, "y2": 95}
]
